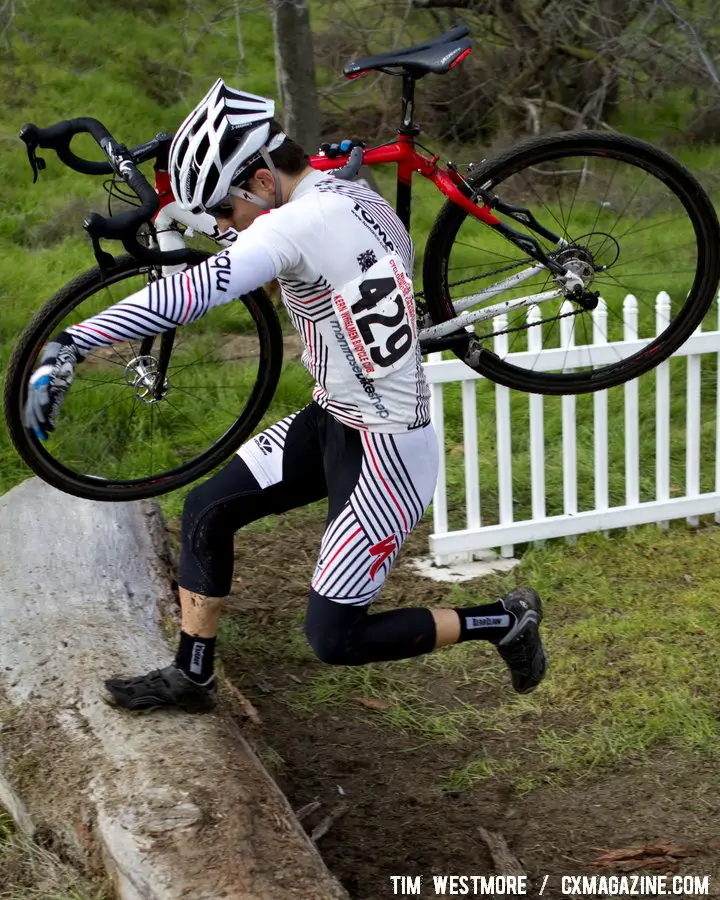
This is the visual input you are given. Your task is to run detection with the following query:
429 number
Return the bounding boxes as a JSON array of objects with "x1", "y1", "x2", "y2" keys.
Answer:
[{"x1": 351, "y1": 276, "x2": 413, "y2": 369}]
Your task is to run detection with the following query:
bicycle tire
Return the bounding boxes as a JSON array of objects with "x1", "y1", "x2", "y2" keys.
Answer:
[
  {"x1": 422, "y1": 131, "x2": 720, "y2": 394},
  {"x1": 4, "y1": 253, "x2": 283, "y2": 501}
]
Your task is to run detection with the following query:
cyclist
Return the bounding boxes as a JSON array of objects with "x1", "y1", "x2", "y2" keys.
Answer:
[{"x1": 24, "y1": 79, "x2": 547, "y2": 712}]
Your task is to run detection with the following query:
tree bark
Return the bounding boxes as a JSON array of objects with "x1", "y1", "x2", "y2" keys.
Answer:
[
  {"x1": 0, "y1": 478, "x2": 348, "y2": 900},
  {"x1": 268, "y1": 0, "x2": 322, "y2": 154}
]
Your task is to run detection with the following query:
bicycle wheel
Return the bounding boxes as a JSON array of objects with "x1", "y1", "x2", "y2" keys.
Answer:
[
  {"x1": 4, "y1": 253, "x2": 283, "y2": 501},
  {"x1": 422, "y1": 131, "x2": 720, "y2": 394}
]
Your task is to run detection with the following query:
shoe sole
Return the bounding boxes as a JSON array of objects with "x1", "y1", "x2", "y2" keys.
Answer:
[
  {"x1": 498, "y1": 608, "x2": 548, "y2": 693},
  {"x1": 102, "y1": 687, "x2": 216, "y2": 714},
  {"x1": 514, "y1": 646, "x2": 549, "y2": 694}
]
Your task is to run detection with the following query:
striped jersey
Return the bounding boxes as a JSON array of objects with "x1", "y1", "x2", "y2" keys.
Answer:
[
  {"x1": 66, "y1": 170, "x2": 430, "y2": 433},
  {"x1": 237, "y1": 171, "x2": 430, "y2": 432}
]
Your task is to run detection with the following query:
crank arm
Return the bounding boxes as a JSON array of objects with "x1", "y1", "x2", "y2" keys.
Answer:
[{"x1": 419, "y1": 331, "x2": 472, "y2": 354}]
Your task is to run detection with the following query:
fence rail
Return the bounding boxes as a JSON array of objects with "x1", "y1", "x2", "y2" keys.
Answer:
[{"x1": 424, "y1": 293, "x2": 720, "y2": 566}]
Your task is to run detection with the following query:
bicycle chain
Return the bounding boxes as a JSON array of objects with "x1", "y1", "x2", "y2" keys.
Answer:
[
  {"x1": 477, "y1": 304, "x2": 583, "y2": 341},
  {"x1": 448, "y1": 262, "x2": 529, "y2": 289},
  {"x1": 414, "y1": 262, "x2": 524, "y2": 301},
  {"x1": 418, "y1": 261, "x2": 586, "y2": 342}
]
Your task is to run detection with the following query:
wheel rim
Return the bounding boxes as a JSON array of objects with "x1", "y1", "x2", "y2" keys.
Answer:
[
  {"x1": 15, "y1": 264, "x2": 273, "y2": 492},
  {"x1": 439, "y1": 141, "x2": 711, "y2": 386}
]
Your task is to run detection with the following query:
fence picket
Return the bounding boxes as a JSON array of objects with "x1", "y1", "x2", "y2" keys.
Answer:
[
  {"x1": 656, "y1": 292, "x2": 671, "y2": 529},
  {"x1": 686, "y1": 317, "x2": 702, "y2": 527},
  {"x1": 423, "y1": 291, "x2": 720, "y2": 566},
  {"x1": 624, "y1": 296, "x2": 640, "y2": 507},
  {"x1": 560, "y1": 303, "x2": 577, "y2": 530},
  {"x1": 527, "y1": 306, "x2": 546, "y2": 525},
  {"x1": 494, "y1": 315, "x2": 514, "y2": 558},
  {"x1": 462, "y1": 380, "x2": 481, "y2": 530},
  {"x1": 593, "y1": 299, "x2": 609, "y2": 513}
]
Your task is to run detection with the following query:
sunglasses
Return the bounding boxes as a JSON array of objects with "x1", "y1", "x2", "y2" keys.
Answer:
[
  {"x1": 206, "y1": 184, "x2": 271, "y2": 219},
  {"x1": 206, "y1": 198, "x2": 234, "y2": 219}
]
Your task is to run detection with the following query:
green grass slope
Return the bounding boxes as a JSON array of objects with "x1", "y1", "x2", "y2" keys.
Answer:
[{"x1": 2, "y1": 0, "x2": 720, "y2": 522}]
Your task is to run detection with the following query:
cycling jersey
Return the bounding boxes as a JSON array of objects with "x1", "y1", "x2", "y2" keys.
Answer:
[{"x1": 67, "y1": 171, "x2": 430, "y2": 434}]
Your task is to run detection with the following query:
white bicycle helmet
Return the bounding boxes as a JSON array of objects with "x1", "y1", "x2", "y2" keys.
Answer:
[{"x1": 169, "y1": 78, "x2": 285, "y2": 213}]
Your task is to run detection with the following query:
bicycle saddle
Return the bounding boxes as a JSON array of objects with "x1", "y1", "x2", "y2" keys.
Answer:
[{"x1": 344, "y1": 25, "x2": 472, "y2": 79}]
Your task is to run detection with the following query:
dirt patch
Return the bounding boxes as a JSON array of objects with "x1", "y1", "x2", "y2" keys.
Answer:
[
  {"x1": 215, "y1": 513, "x2": 720, "y2": 899},
  {"x1": 217, "y1": 330, "x2": 305, "y2": 362},
  {"x1": 81, "y1": 331, "x2": 304, "y2": 372}
]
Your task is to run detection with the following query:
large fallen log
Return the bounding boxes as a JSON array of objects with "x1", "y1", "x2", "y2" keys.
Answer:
[{"x1": 0, "y1": 478, "x2": 348, "y2": 900}]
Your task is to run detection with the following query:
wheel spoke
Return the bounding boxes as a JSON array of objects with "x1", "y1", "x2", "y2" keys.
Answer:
[
  {"x1": 16, "y1": 261, "x2": 278, "y2": 495},
  {"x1": 424, "y1": 137, "x2": 714, "y2": 394}
]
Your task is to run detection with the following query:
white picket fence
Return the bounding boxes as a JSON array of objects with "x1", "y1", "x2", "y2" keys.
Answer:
[{"x1": 424, "y1": 293, "x2": 720, "y2": 566}]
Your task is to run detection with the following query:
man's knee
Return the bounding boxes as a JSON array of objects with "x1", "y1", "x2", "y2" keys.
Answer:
[
  {"x1": 182, "y1": 480, "x2": 214, "y2": 529},
  {"x1": 181, "y1": 456, "x2": 260, "y2": 539},
  {"x1": 180, "y1": 483, "x2": 228, "y2": 562},
  {"x1": 305, "y1": 628, "x2": 356, "y2": 665},
  {"x1": 305, "y1": 590, "x2": 366, "y2": 666}
]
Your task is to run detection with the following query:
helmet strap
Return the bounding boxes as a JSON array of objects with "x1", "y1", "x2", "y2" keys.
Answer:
[{"x1": 259, "y1": 146, "x2": 283, "y2": 209}]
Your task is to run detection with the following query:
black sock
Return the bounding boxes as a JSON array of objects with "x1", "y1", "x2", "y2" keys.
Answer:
[
  {"x1": 454, "y1": 599, "x2": 517, "y2": 644},
  {"x1": 175, "y1": 631, "x2": 216, "y2": 683}
]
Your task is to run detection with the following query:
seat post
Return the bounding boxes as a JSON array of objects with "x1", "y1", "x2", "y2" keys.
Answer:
[
  {"x1": 396, "y1": 74, "x2": 419, "y2": 232},
  {"x1": 399, "y1": 75, "x2": 420, "y2": 137}
]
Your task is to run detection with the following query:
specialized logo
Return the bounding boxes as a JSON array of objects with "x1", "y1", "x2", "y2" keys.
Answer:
[
  {"x1": 369, "y1": 535, "x2": 398, "y2": 580},
  {"x1": 212, "y1": 224, "x2": 239, "y2": 244},
  {"x1": 256, "y1": 434, "x2": 273, "y2": 456},
  {"x1": 439, "y1": 48, "x2": 462, "y2": 65},
  {"x1": 118, "y1": 158, "x2": 135, "y2": 179}
]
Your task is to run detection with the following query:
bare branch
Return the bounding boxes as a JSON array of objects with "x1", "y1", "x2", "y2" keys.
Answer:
[
  {"x1": 658, "y1": 0, "x2": 720, "y2": 89},
  {"x1": 234, "y1": 0, "x2": 245, "y2": 69},
  {"x1": 1, "y1": 0, "x2": 17, "y2": 55}
]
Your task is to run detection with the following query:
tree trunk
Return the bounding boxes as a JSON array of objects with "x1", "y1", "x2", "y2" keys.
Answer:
[
  {"x1": 0, "y1": 478, "x2": 348, "y2": 900},
  {"x1": 268, "y1": 0, "x2": 321, "y2": 154}
]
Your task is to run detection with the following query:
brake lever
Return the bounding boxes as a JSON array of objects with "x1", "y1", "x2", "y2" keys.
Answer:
[
  {"x1": 87, "y1": 231, "x2": 117, "y2": 276},
  {"x1": 25, "y1": 143, "x2": 46, "y2": 184}
]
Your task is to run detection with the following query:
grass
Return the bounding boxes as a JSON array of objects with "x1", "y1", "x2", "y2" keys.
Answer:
[
  {"x1": 0, "y1": 811, "x2": 109, "y2": 900},
  {"x1": 223, "y1": 520, "x2": 720, "y2": 797},
  {"x1": 3, "y1": 0, "x2": 720, "y2": 877},
  {"x1": 2, "y1": 0, "x2": 720, "y2": 518}
]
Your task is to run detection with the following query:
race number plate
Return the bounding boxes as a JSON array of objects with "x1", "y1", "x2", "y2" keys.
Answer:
[{"x1": 332, "y1": 253, "x2": 417, "y2": 378}]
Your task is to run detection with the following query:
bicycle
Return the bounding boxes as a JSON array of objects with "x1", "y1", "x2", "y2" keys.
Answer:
[{"x1": 5, "y1": 24, "x2": 720, "y2": 502}]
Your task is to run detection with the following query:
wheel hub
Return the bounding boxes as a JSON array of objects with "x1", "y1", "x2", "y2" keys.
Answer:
[
  {"x1": 124, "y1": 355, "x2": 171, "y2": 403},
  {"x1": 553, "y1": 246, "x2": 596, "y2": 297}
]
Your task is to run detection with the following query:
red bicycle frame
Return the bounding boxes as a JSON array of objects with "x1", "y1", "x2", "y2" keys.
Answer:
[
  {"x1": 308, "y1": 73, "x2": 501, "y2": 234},
  {"x1": 311, "y1": 137, "x2": 502, "y2": 233}
]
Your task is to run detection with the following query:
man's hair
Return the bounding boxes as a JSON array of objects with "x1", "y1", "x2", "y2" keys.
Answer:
[
  {"x1": 268, "y1": 119, "x2": 310, "y2": 174},
  {"x1": 239, "y1": 119, "x2": 309, "y2": 183}
]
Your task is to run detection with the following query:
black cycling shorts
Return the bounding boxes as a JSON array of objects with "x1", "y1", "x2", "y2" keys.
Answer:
[{"x1": 179, "y1": 402, "x2": 438, "y2": 602}]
